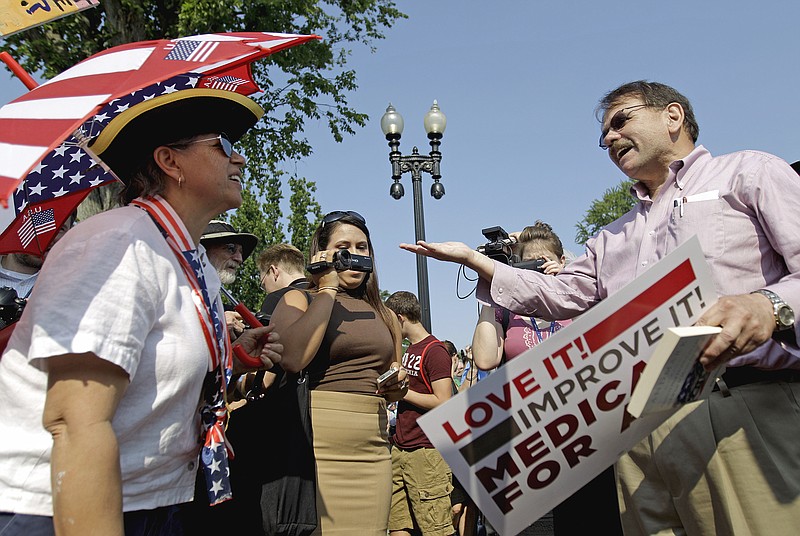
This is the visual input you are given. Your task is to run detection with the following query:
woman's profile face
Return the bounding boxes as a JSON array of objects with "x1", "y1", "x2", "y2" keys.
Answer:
[
  {"x1": 325, "y1": 223, "x2": 371, "y2": 289},
  {"x1": 175, "y1": 132, "x2": 247, "y2": 214}
]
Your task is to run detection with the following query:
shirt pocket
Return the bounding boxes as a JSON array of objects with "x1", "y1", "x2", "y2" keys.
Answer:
[{"x1": 669, "y1": 198, "x2": 725, "y2": 259}]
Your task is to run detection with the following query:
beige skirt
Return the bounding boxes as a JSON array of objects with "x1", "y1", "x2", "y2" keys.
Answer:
[{"x1": 310, "y1": 390, "x2": 391, "y2": 536}]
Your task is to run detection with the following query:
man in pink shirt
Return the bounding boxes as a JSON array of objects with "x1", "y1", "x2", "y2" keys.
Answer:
[{"x1": 401, "y1": 80, "x2": 800, "y2": 535}]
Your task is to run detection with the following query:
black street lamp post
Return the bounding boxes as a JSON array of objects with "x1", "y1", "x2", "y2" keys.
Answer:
[{"x1": 380, "y1": 101, "x2": 447, "y2": 332}]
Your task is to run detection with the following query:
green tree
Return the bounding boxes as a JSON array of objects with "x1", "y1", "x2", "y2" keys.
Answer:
[
  {"x1": 574, "y1": 179, "x2": 636, "y2": 245},
  {"x1": 3, "y1": 0, "x2": 405, "y2": 309}
]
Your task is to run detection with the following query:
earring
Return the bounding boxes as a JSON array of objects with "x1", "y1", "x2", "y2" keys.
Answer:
[{"x1": 178, "y1": 174, "x2": 184, "y2": 188}]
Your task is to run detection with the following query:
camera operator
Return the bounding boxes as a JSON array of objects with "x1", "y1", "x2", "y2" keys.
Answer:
[
  {"x1": 471, "y1": 221, "x2": 621, "y2": 535},
  {"x1": 472, "y1": 221, "x2": 569, "y2": 370}
]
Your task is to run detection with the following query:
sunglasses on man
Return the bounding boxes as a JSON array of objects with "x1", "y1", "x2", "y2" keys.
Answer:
[{"x1": 599, "y1": 104, "x2": 648, "y2": 150}]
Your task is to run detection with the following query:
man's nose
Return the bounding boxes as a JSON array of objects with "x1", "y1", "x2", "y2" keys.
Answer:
[{"x1": 232, "y1": 250, "x2": 243, "y2": 264}]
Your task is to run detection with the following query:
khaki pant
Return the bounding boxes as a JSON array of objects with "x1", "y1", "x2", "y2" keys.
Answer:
[
  {"x1": 616, "y1": 380, "x2": 800, "y2": 535},
  {"x1": 389, "y1": 447, "x2": 454, "y2": 536}
]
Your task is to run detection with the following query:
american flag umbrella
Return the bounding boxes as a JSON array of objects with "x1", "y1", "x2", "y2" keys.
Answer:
[{"x1": 0, "y1": 31, "x2": 319, "y2": 255}]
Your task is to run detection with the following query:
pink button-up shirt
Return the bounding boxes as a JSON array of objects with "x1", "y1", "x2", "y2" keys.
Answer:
[{"x1": 479, "y1": 145, "x2": 800, "y2": 370}]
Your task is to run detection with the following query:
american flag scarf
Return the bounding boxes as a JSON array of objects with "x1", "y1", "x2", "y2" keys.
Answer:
[{"x1": 131, "y1": 195, "x2": 235, "y2": 506}]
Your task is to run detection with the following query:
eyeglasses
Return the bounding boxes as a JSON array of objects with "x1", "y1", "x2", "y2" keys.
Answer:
[
  {"x1": 321, "y1": 211, "x2": 367, "y2": 227},
  {"x1": 171, "y1": 133, "x2": 234, "y2": 157},
  {"x1": 599, "y1": 105, "x2": 648, "y2": 149},
  {"x1": 220, "y1": 243, "x2": 243, "y2": 255}
]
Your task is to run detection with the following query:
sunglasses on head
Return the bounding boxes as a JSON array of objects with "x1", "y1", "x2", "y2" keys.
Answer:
[
  {"x1": 599, "y1": 104, "x2": 648, "y2": 150},
  {"x1": 171, "y1": 133, "x2": 234, "y2": 158},
  {"x1": 321, "y1": 211, "x2": 367, "y2": 227}
]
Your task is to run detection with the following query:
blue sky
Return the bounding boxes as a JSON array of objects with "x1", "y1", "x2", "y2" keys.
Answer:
[{"x1": 3, "y1": 1, "x2": 800, "y2": 349}]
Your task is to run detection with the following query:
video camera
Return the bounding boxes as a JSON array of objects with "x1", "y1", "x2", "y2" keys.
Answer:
[
  {"x1": 476, "y1": 226, "x2": 547, "y2": 273},
  {"x1": 476, "y1": 226, "x2": 518, "y2": 265},
  {"x1": 0, "y1": 286, "x2": 26, "y2": 329},
  {"x1": 306, "y1": 249, "x2": 374, "y2": 275}
]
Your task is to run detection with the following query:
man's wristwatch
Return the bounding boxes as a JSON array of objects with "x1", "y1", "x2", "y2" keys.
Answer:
[{"x1": 752, "y1": 289, "x2": 795, "y2": 331}]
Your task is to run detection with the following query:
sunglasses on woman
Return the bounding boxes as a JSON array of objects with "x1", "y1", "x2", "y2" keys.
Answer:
[
  {"x1": 170, "y1": 133, "x2": 234, "y2": 157},
  {"x1": 321, "y1": 211, "x2": 367, "y2": 227}
]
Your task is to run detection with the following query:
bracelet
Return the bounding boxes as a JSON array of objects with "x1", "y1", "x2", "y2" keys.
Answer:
[{"x1": 317, "y1": 286, "x2": 339, "y2": 293}]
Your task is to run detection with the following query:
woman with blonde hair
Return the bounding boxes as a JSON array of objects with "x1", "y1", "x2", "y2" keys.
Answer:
[{"x1": 472, "y1": 220, "x2": 570, "y2": 370}]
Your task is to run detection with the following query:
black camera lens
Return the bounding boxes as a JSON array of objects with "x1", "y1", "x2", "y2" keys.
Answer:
[{"x1": 331, "y1": 249, "x2": 351, "y2": 271}]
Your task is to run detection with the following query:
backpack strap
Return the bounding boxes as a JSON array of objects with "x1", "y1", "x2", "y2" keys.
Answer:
[
  {"x1": 417, "y1": 339, "x2": 458, "y2": 396},
  {"x1": 417, "y1": 340, "x2": 441, "y2": 394}
]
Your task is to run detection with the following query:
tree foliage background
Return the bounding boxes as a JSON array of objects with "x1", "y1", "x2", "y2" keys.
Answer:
[
  {"x1": 1, "y1": 0, "x2": 405, "y2": 307},
  {"x1": 574, "y1": 179, "x2": 636, "y2": 245}
]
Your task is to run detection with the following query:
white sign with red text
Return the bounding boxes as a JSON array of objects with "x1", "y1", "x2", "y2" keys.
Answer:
[{"x1": 419, "y1": 237, "x2": 716, "y2": 536}]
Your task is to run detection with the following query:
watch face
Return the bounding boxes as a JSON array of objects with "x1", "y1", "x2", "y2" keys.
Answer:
[{"x1": 777, "y1": 305, "x2": 795, "y2": 329}]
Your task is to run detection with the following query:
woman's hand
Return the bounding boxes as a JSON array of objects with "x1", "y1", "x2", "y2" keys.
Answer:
[
  {"x1": 309, "y1": 248, "x2": 341, "y2": 289},
  {"x1": 231, "y1": 325, "x2": 283, "y2": 374},
  {"x1": 539, "y1": 255, "x2": 564, "y2": 276},
  {"x1": 377, "y1": 366, "x2": 409, "y2": 403}
]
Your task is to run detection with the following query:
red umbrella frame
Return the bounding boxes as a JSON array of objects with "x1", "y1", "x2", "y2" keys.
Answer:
[{"x1": 0, "y1": 32, "x2": 320, "y2": 255}]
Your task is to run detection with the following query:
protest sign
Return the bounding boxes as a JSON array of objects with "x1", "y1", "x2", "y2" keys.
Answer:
[
  {"x1": 419, "y1": 237, "x2": 716, "y2": 536},
  {"x1": 1, "y1": 0, "x2": 100, "y2": 38}
]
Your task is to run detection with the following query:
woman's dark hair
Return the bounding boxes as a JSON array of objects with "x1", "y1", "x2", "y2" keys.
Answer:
[
  {"x1": 309, "y1": 214, "x2": 397, "y2": 347},
  {"x1": 119, "y1": 159, "x2": 168, "y2": 205},
  {"x1": 595, "y1": 80, "x2": 699, "y2": 143},
  {"x1": 517, "y1": 220, "x2": 563, "y2": 260},
  {"x1": 118, "y1": 133, "x2": 207, "y2": 205}
]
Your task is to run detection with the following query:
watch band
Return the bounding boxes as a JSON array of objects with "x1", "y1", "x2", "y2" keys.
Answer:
[{"x1": 752, "y1": 289, "x2": 795, "y2": 331}]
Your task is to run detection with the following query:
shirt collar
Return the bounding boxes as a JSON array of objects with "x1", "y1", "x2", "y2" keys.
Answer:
[
  {"x1": 629, "y1": 145, "x2": 711, "y2": 200},
  {"x1": 673, "y1": 145, "x2": 710, "y2": 189}
]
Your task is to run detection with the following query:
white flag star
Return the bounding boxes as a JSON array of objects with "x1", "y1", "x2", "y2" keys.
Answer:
[
  {"x1": 51, "y1": 165, "x2": 68, "y2": 179},
  {"x1": 28, "y1": 183, "x2": 47, "y2": 196},
  {"x1": 70, "y1": 150, "x2": 86, "y2": 163},
  {"x1": 209, "y1": 457, "x2": 222, "y2": 474},
  {"x1": 210, "y1": 479, "x2": 225, "y2": 495},
  {"x1": 31, "y1": 162, "x2": 47, "y2": 174},
  {"x1": 53, "y1": 187, "x2": 69, "y2": 197},
  {"x1": 162, "y1": 84, "x2": 178, "y2": 94},
  {"x1": 69, "y1": 172, "x2": 85, "y2": 185},
  {"x1": 53, "y1": 145, "x2": 69, "y2": 157}
]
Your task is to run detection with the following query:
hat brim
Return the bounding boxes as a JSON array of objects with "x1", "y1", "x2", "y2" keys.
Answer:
[
  {"x1": 201, "y1": 232, "x2": 259, "y2": 261},
  {"x1": 89, "y1": 88, "x2": 264, "y2": 181}
]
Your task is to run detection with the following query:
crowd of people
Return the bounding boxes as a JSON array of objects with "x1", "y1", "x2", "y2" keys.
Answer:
[{"x1": 0, "y1": 77, "x2": 798, "y2": 536}]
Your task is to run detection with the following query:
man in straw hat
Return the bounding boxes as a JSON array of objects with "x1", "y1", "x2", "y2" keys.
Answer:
[
  {"x1": 0, "y1": 88, "x2": 284, "y2": 536},
  {"x1": 200, "y1": 220, "x2": 258, "y2": 286}
]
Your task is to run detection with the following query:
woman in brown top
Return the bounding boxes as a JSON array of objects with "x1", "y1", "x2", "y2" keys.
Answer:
[{"x1": 272, "y1": 210, "x2": 406, "y2": 535}]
